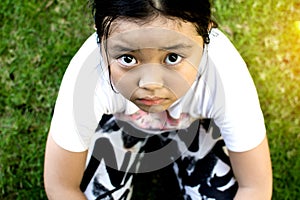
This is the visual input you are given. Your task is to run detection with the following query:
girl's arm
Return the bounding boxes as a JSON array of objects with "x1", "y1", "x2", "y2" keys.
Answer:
[
  {"x1": 229, "y1": 136, "x2": 272, "y2": 200},
  {"x1": 44, "y1": 133, "x2": 88, "y2": 200}
]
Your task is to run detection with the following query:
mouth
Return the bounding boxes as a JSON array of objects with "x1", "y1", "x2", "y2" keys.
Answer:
[{"x1": 136, "y1": 96, "x2": 167, "y2": 106}]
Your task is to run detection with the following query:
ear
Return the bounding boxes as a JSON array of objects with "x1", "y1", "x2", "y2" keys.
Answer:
[
  {"x1": 208, "y1": 20, "x2": 218, "y2": 32},
  {"x1": 204, "y1": 22, "x2": 214, "y2": 44}
]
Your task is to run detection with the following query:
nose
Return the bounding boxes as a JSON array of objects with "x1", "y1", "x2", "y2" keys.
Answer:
[
  {"x1": 139, "y1": 79, "x2": 164, "y2": 90},
  {"x1": 138, "y1": 65, "x2": 164, "y2": 90}
]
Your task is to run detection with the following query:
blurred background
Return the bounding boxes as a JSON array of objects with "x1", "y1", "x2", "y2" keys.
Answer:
[{"x1": 0, "y1": 0, "x2": 299, "y2": 199}]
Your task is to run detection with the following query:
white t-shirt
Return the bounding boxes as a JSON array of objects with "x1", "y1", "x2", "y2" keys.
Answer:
[{"x1": 49, "y1": 28, "x2": 266, "y2": 153}]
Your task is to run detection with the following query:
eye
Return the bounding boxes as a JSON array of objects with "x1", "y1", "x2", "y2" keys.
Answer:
[
  {"x1": 117, "y1": 55, "x2": 137, "y2": 67},
  {"x1": 165, "y1": 53, "x2": 183, "y2": 65}
]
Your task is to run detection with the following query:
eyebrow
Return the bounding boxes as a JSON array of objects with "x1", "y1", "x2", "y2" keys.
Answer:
[
  {"x1": 109, "y1": 43, "x2": 193, "y2": 53},
  {"x1": 109, "y1": 45, "x2": 135, "y2": 53},
  {"x1": 163, "y1": 44, "x2": 193, "y2": 51}
]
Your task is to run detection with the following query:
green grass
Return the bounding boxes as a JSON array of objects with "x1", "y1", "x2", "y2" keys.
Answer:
[
  {"x1": 0, "y1": 1, "x2": 92, "y2": 199},
  {"x1": 213, "y1": 1, "x2": 300, "y2": 199},
  {"x1": 1, "y1": 0, "x2": 299, "y2": 199}
]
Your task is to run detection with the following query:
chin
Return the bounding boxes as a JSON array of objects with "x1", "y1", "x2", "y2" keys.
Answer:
[{"x1": 138, "y1": 105, "x2": 169, "y2": 113}]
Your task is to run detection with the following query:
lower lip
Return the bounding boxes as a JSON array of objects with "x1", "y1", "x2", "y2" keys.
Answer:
[{"x1": 137, "y1": 98, "x2": 166, "y2": 106}]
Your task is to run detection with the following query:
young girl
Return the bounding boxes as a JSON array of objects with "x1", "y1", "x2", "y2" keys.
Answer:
[{"x1": 44, "y1": 0, "x2": 272, "y2": 199}]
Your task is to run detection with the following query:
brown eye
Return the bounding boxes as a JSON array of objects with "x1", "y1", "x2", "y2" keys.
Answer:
[{"x1": 165, "y1": 53, "x2": 183, "y2": 65}]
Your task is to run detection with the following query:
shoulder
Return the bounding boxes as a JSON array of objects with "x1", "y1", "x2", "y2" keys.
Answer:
[
  {"x1": 208, "y1": 28, "x2": 234, "y2": 47},
  {"x1": 49, "y1": 33, "x2": 106, "y2": 152},
  {"x1": 198, "y1": 29, "x2": 266, "y2": 152},
  {"x1": 208, "y1": 28, "x2": 246, "y2": 67},
  {"x1": 72, "y1": 32, "x2": 100, "y2": 62}
]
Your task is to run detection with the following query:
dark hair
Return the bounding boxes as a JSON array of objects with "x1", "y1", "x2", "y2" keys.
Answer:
[
  {"x1": 90, "y1": 0, "x2": 216, "y2": 91},
  {"x1": 91, "y1": 0, "x2": 216, "y2": 44}
]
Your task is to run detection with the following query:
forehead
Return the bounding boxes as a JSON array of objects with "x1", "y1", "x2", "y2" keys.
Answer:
[{"x1": 105, "y1": 17, "x2": 203, "y2": 50}]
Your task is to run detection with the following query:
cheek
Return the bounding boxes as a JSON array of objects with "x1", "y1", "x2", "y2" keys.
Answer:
[
  {"x1": 173, "y1": 59, "x2": 199, "y2": 79},
  {"x1": 110, "y1": 64, "x2": 140, "y2": 99},
  {"x1": 183, "y1": 65, "x2": 198, "y2": 85},
  {"x1": 164, "y1": 64, "x2": 198, "y2": 96},
  {"x1": 110, "y1": 65, "x2": 122, "y2": 85},
  {"x1": 180, "y1": 51, "x2": 203, "y2": 85}
]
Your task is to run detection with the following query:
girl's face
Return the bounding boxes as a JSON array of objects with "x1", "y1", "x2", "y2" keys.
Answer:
[{"x1": 102, "y1": 17, "x2": 204, "y2": 113}]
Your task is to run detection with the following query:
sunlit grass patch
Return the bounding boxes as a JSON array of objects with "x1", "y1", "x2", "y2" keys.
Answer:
[{"x1": 214, "y1": 0, "x2": 300, "y2": 199}]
